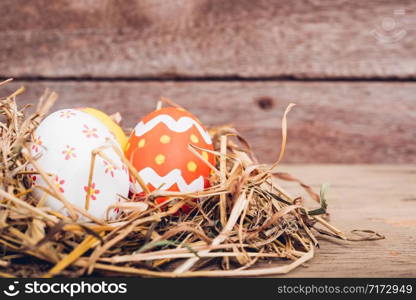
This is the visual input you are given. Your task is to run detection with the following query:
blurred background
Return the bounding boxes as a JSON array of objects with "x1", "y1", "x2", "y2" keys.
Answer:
[{"x1": 1, "y1": 0, "x2": 415, "y2": 164}]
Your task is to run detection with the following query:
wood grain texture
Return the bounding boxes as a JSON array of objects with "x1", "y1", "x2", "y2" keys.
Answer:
[
  {"x1": 275, "y1": 164, "x2": 416, "y2": 277},
  {"x1": 0, "y1": 0, "x2": 415, "y2": 78},
  {"x1": 2, "y1": 80, "x2": 415, "y2": 164}
]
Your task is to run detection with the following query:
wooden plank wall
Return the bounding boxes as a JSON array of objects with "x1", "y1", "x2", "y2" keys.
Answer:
[{"x1": 1, "y1": 0, "x2": 415, "y2": 163}]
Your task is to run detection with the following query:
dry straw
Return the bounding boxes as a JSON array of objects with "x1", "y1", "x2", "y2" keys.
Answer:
[{"x1": 0, "y1": 80, "x2": 383, "y2": 277}]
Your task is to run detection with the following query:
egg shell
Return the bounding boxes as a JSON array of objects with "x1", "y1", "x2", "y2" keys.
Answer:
[
  {"x1": 29, "y1": 109, "x2": 130, "y2": 220},
  {"x1": 126, "y1": 107, "x2": 215, "y2": 201},
  {"x1": 79, "y1": 107, "x2": 128, "y2": 151}
]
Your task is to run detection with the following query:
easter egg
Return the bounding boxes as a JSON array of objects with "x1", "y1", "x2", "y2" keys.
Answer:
[
  {"x1": 79, "y1": 107, "x2": 128, "y2": 151},
  {"x1": 29, "y1": 109, "x2": 130, "y2": 220},
  {"x1": 126, "y1": 107, "x2": 215, "y2": 203}
]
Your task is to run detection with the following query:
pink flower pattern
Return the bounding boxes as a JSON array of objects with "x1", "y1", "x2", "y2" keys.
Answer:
[
  {"x1": 59, "y1": 110, "x2": 76, "y2": 119},
  {"x1": 103, "y1": 160, "x2": 117, "y2": 177},
  {"x1": 82, "y1": 125, "x2": 99, "y2": 138},
  {"x1": 53, "y1": 175, "x2": 65, "y2": 193},
  {"x1": 31, "y1": 136, "x2": 42, "y2": 153},
  {"x1": 84, "y1": 182, "x2": 100, "y2": 200},
  {"x1": 62, "y1": 145, "x2": 77, "y2": 160}
]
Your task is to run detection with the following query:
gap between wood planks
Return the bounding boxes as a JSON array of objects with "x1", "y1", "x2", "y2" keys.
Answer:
[{"x1": 2, "y1": 76, "x2": 416, "y2": 83}]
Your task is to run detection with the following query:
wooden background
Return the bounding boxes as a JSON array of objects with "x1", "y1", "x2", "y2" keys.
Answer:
[
  {"x1": 0, "y1": 0, "x2": 415, "y2": 163},
  {"x1": 0, "y1": 0, "x2": 416, "y2": 278}
]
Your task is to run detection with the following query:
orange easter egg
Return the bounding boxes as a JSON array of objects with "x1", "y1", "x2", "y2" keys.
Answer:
[{"x1": 126, "y1": 107, "x2": 215, "y2": 205}]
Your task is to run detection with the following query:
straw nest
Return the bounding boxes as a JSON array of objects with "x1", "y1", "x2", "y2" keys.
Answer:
[{"x1": 0, "y1": 79, "x2": 384, "y2": 278}]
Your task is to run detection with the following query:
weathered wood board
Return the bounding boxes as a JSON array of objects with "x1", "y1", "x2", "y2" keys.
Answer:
[
  {"x1": 1, "y1": 80, "x2": 415, "y2": 164},
  {"x1": 275, "y1": 164, "x2": 416, "y2": 277},
  {"x1": 1, "y1": 0, "x2": 415, "y2": 279},
  {"x1": 1, "y1": 0, "x2": 415, "y2": 78}
]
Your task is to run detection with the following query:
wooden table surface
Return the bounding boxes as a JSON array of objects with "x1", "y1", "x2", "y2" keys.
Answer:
[{"x1": 275, "y1": 164, "x2": 416, "y2": 277}]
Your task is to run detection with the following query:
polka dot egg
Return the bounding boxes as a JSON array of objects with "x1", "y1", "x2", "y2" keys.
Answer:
[{"x1": 125, "y1": 107, "x2": 215, "y2": 203}]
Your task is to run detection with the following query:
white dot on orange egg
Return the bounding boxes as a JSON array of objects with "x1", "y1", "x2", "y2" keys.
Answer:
[
  {"x1": 190, "y1": 134, "x2": 199, "y2": 144},
  {"x1": 160, "y1": 134, "x2": 171, "y2": 144},
  {"x1": 138, "y1": 138, "x2": 146, "y2": 148},
  {"x1": 187, "y1": 161, "x2": 197, "y2": 172},
  {"x1": 155, "y1": 154, "x2": 165, "y2": 165},
  {"x1": 202, "y1": 151, "x2": 209, "y2": 161}
]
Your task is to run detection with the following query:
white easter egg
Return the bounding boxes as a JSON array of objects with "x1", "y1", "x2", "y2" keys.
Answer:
[{"x1": 29, "y1": 109, "x2": 129, "y2": 220}]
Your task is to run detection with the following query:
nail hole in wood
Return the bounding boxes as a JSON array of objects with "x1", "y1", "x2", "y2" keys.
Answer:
[{"x1": 256, "y1": 97, "x2": 274, "y2": 110}]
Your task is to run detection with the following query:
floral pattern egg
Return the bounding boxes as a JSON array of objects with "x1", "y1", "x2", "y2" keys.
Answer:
[
  {"x1": 126, "y1": 107, "x2": 215, "y2": 204},
  {"x1": 79, "y1": 107, "x2": 128, "y2": 151},
  {"x1": 29, "y1": 109, "x2": 130, "y2": 220}
]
